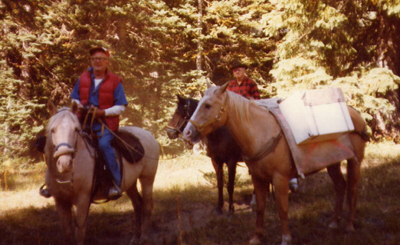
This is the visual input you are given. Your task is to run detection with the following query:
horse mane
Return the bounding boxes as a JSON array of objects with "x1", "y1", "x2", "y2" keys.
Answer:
[
  {"x1": 46, "y1": 108, "x2": 81, "y2": 134},
  {"x1": 204, "y1": 86, "x2": 255, "y2": 123},
  {"x1": 225, "y1": 90, "x2": 255, "y2": 123}
]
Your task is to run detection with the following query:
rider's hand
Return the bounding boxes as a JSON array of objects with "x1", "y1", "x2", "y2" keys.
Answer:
[
  {"x1": 94, "y1": 109, "x2": 105, "y2": 118},
  {"x1": 90, "y1": 106, "x2": 105, "y2": 118}
]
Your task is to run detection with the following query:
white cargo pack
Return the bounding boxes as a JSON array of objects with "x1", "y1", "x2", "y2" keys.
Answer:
[{"x1": 279, "y1": 87, "x2": 354, "y2": 145}]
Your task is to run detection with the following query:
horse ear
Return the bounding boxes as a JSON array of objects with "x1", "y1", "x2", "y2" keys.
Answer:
[
  {"x1": 70, "y1": 101, "x2": 79, "y2": 114},
  {"x1": 206, "y1": 78, "x2": 213, "y2": 89},
  {"x1": 177, "y1": 94, "x2": 184, "y2": 103},
  {"x1": 220, "y1": 82, "x2": 229, "y2": 93},
  {"x1": 47, "y1": 100, "x2": 58, "y2": 115}
]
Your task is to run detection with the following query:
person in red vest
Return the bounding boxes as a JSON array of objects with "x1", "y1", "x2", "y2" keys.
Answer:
[
  {"x1": 74, "y1": 47, "x2": 128, "y2": 199},
  {"x1": 40, "y1": 47, "x2": 128, "y2": 200}
]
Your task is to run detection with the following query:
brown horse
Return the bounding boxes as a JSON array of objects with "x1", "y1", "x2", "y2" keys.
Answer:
[
  {"x1": 183, "y1": 83, "x2": 367, "y2": 245},
  {"x1": 167, "y1": 95, "x2": 243, "y2": 214},
  {"x1": 44, "y1": 101, "x2": 159, "y2": 245}
]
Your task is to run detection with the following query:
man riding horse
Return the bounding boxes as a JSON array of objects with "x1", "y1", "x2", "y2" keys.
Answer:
[{"x1": 40, "y1": 47, "x2": 128, "y2": 200}]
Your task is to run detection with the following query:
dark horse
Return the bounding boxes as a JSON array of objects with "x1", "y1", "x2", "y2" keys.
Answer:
[{"x1": 167, "y1": 95, "x2": 242, "y2": 214}]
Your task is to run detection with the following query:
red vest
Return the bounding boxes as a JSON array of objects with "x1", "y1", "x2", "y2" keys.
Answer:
[{"x1": 79, "y1": 70, "x2": 121, "y2": 131}]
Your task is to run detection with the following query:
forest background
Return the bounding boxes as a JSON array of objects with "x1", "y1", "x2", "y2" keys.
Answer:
[{"x1": 1, "y1": 0, "x2": 400, "y2": 165}]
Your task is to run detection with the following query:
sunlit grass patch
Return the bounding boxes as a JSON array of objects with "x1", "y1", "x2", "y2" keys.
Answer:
[
  {"x1": 364, "y1": 141, "x2": 400, "y2": 166},
  {"x1": 0, "y1": 160, "x2": 46, "y2": 191}
]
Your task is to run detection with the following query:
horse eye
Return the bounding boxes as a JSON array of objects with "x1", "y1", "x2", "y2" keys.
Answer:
[{"x1": 205, "y1": 104, "x2": 211, "y2": 109}]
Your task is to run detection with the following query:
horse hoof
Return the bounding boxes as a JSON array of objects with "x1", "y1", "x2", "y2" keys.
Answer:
[
  {"x1": 345, "y1": 223, "x2": 355, "y2": 232},
  {"x1": 249, "y1": 235, "x2": 261, "y2": 245},
  {"x1": 250, "y1": 203, "x2": 256, "y2": 212},
  {"x1": 128, "y1": 238, "x2": 138, "y2": 245},
  {"x1": 328, "y1": 221, "x2": 339, "y2": 229},
  {"x1": 281, "y1": 234, "x2": 292, "y2": 245},
  {"x1": 128, "y1": 235, "x2": 141, "y2": 245},
  {"x1": 213, "y1": 208, "x2": 223, "y2": 215}
]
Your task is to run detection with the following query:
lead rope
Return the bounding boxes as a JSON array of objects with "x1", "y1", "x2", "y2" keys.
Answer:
[
  {"x1": 82, "y1": 107, "x2": 105, "y2": 138},
  {"x1": 83, "y1": 107, "x2": 157, "y2": 160}
]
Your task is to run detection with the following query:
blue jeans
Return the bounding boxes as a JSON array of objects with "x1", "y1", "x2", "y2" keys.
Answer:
[{"x1": 94, "y1": 127, "x2": 121, "y2": 186}]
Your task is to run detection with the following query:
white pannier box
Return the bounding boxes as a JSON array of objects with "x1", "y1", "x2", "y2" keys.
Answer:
[{"x1": 279, "y1": 87, "x2": 354, "y2": 145}]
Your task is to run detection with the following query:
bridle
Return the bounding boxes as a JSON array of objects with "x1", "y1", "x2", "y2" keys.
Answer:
[
  {"x1": 167, "y1": 99, "x2": 193, "y2": 137},
  {"x1": 189, "y1": 94, "x2": 227, "y2": 133},
  {"x1": 52, "y1": 135, "x2": 78, "y2": 184},
  {"x1": 53, "y1": 143, "x2": 76, "y2": 158}
]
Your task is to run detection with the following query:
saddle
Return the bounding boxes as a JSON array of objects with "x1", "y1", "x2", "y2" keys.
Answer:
[
  {"x1": 112, "y1": 131, "x2": 145, "y2": 163},
  {"x1": 87, "y1": 130, "x2": 145, "y2": 202}
]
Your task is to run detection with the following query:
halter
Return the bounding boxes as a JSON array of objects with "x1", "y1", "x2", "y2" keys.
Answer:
[
  {"x1": 50, "y1": 111, "x2": 80, "y2": 184},
  {"x1": 166, "y1": 99, "x2": 192, "y2": 136},
  {"x1": 53, "y1": 141, "x2": 77, "y2": 184},
  {"x1": 54, "y1": 143, "x2": 76, "y2": 154},
  {"x1": 189, "y1": 95, "x2": 227, "y2": 133}
]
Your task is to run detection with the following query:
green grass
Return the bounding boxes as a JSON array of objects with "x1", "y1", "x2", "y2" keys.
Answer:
[{"x1": 1, "y1": 142, "x2": 400, "y2": 244}]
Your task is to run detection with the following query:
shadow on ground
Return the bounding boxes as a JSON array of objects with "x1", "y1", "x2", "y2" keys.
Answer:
[{"x1": 1, "y1": 159, "x2": 400, "y2": 245}]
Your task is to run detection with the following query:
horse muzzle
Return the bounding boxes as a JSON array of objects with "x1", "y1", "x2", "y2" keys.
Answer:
[
  {"x1": 183, "y1": 122, "x2": 201, "y2": 144},
  {"x1": 56, "y1": 156, "x2": 74, "y2": 174},
  {"x1": 53, "y1": 143, "x2": 76, "y2": 173}
]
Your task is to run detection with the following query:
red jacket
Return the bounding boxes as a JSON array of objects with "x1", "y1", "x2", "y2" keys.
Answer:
[{"x1": 79, "y1": 70, "x2": 121, "y2": 131}]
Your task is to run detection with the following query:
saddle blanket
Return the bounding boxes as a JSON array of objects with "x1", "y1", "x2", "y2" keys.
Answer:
[{"x1": 256, "y1": 99, "x2": 355, "y2": 178}]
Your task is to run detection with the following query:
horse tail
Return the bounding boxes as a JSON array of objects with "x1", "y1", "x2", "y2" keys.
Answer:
[{"x1": 348, "y1": 106, "x2": 370, "y2": 142}]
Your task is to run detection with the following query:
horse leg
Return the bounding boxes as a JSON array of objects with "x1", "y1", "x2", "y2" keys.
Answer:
[
  {"x1": 227, "y1": 159, "x2": 237, "y2": 214},
  {"x1": 211, "y1": 158, "x2": 224, "y2": 214},
  {"x1": 74, "y1": 195, "x2": 91, "y2": 245},
  {"x1": 272, "y1": 173, "x2": 292, "y2": 245},
  {"x1": 327, "y1": 163, "x2": 346, "y2": 229},
  {"x1": 346, "y1": 157, "x2": 361, "y2": 232},
  {"x1": 55, "y1": 199, "x2": 74, "y2": 244},
  {"x1": 249, "y1": 176, "x2": 268, "y2": 245},
  {"x1": 126, "y1": 181, "x2": 143, "y2": 244},
  {"x1": 138, "y1": 176, "x2": 156, "y2": 244}
]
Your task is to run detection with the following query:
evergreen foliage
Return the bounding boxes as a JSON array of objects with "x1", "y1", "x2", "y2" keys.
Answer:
[{"x1": 1, "y1": 0, "x2": 400, "y2": 163}]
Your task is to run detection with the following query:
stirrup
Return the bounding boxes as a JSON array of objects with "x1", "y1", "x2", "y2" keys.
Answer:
[
  {"x1": 108, "y1": 184, "x2": 122, "y2": 200},
  {"x1": 39, "y1": 184, "x2": 52, "y2": 198},
  {"x1": 289, "y1": 178, "x2": 299, "y2": 193}
]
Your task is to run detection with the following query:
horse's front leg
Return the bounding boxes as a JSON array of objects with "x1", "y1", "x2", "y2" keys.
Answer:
[
  {"x1": 272, "y1": 173, "x2": 291, "y2": 245},
  {"x1": 126, "y1": 181, "x2": 143, "y2": 244},
  {"x1": 327, "y1": 163, "x2": 345, "y2": 229},
  {"x1": 249, "y1": 176, "x2": 268, "y2": 245},
  {"x1": 138, "y1": 176, "x2": 155, "y2": 244},
  {"x1": 74, "y1": 195, "x2": 91, "y2": 245},
  {"x1": 55, "y1": 199, "x2": 74, "y2": 244},
  {"x1": 211, "y1": 158, "x2": 224, "y2": 214},
  {"x1": 227, "y1": 159, "x2": 237, "y2": 214}
]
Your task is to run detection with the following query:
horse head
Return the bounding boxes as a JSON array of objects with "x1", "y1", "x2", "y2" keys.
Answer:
[
  {"x1": 166, "y1": 95, "x2": 198, "y2": 139},
  {"x1": 47, "y1": 101, "x2": 81, "y2": 175},
  {"x1": 183, "y1": 82, "x2": 229, "y2": 144}
]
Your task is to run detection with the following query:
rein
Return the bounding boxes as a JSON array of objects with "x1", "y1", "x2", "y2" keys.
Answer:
[
  {"x1": 82, "y1": 107, "x2": 105, "y2": 137},
  {"x1": 166, "y1": 99, "x2": 192, "y2": 137},
  {"x1": 84, "y1": 110, "x2": 157, "y2": 160}
]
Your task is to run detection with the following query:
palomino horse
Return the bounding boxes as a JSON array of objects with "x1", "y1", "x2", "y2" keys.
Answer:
[
  {"x1": 44, "y1": 101, "x2": 159, "y2": 245},
  {"x1": 167, "y1": 95, "x2": 242, "y2": 214},
  {"x1": 183, "y1": 83, "x2": 367, "y2": 245}
]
